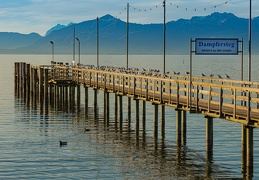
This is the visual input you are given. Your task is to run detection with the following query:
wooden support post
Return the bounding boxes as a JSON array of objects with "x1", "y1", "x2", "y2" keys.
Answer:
[
  {"x1": 77, "y1": 85, "x2": 80, "y2": 112},
  {"x1": 19, "y1": 62, "x2": 23, "y2": 98},
  {"x1": 44, "y1": 68, "x2": 49, "y2": 114},
  {"x1": 14, "y1": 62, "x2": 18, "y2": 96},
  {"x1": 23, "y1": 63, "x2": 27, "y2": 100},
  {"x1": 247, "y1": 92, "x2": 251, "y2": 124},
  {"x1": 69, "y1": 85, "x2": 72, "y2": 110},
  {"x1": 61, "y1": 86, "x2": 65, "y2": 110},
  {"x1": 119, "y1": 95, "x2": 123, "y2": 132},
  {"x1": 135, "y1": 99, "x2": 139, "y2": 137},
  {"x1": 142, "y1": 100, "x2": 146, "y2": 135},
  {"x1": 33, "y1": 68, "x2": 37, "y2": 108},
  {"x1": 94, "y1": 89, "x2": 98, "y2": 119},
  {"x1": 246, "y1": 126, "x2": 254, "y2": 179},
  {"x1": 128, "y1": 97, "x2": 131, "y2": 129},
  {"x1": 219, "y1": 87, "x2": 223, "y2": 118},
  {"x1": 103, "y1": 90, "x2": 107, "y2": 119},
  {"x1": 176, "y1": 109, "x2": 182, "y2": 145},
  {"x1": 161, "y1": 105, "x2": 165, "y2": 139},
  {"x1": 17, "y1": 62, "x2": 21, "y2": 97},
  {"x1": 64, "y1": 86, "x2": 68, "y2": 112},
  {"x1": 242, "y1": 125, "x2": 247, "y2": 177},
  {"x1": 182, "y1": 110, "x2": 187, "y2": 145},
  {"x1": 206, "y1": 116, "x2": 213, "y2": 162},
  {"x1": 55, "y1": 85, "x2": 59, "y2": 110},
  {"x1": 26, "y1": 64, "x2": 31, "y2": 107},
  {"x1": 84, "y1": 86, "x2": 88, "y2": 115},
  {"x1": 106, "y1": 92, "x2": 110, "y2": 126},
  {"x1": 145, "y1": 79, "x2": 148, "y2": 100},
  {"x1": 114, "y1": 94, "x2": 118, "y2": 122},
  {"x1": 49, "y1": 84, "x2": 54, "y2": 107},
  {"x1": 22, "y1": 62, "x2": 26, "y2": 99},
  {"x1": 71, "y1": 86, "x2": 76, "y2": 112},
  {"x1": 39, "y1": 67, "x2": 44, "y2": 102},
  {"x1": 154, "y1": 104, "x2": 158, "y2": 139},
  {"x1": 208, "y1": 86, "x2": 211, "y2": 113},
  {"x1": 30, "y1": 66, "x2": 33, "y2": 107}
]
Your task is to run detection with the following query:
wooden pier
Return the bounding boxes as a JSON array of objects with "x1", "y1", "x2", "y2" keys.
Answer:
[{"x1": 14, "y1": 61, "x2": 259, "y2": 179}]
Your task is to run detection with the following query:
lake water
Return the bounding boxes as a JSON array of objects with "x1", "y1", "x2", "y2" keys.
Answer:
[{"x1": 1, "y1": 54, "x2": 259, "y2": 179}]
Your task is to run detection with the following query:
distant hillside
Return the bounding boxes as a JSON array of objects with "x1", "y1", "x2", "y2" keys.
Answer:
[
  {"x1": 2, "y1": 12, "x2": 259, "y2": 54},
  {"x1": 45, "y1": 22, "x2": 74, "y2": 36},
  {"x1": 0, "y1": 32, "x2": 41, "y2": 51}
]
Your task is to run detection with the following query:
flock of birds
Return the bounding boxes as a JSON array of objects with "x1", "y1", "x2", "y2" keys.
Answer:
[
  {"x1": 184, "y1": 71, "x2": 230, "y2": 79},
  {"x1": 77, "y1": 64, "x2": 231, "y2": 79}
]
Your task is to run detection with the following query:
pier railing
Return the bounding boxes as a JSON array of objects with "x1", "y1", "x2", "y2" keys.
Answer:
[{"x1": 44, "y1": 65, "x2": 259, "y2": 128}]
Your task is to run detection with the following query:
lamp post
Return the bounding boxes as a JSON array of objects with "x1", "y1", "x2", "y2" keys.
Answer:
[
  {"x1": 76, "y1": 37, "x2": 80, "y2": 65},
  {"x1": 50, "y1": 41, "x2": 54, "y2": 62}
]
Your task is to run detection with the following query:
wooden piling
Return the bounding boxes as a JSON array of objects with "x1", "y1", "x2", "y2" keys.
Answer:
[
  {"x1": 94, "y1": 89, "x2": 98, "y2": 119},
  {"x1": 44, "y1": 68, "x2": 49, "y2": 113},
  {"x1": 119, "y1": 95, "x2": 123, "y2": 132},
  {"x1": 21, "y1": 63, "x2": 26, "y2": 99},
  {"x1": 55, "y1": 85, "x2": 59, "y2": 110},
  {"x1": 142, "y1": 101, "x2": 146, "y2": 135},
  {"x1": 176, "y1": 109, "x2": 182, "y2": 145},
  {"x1": 33, "y1": 68, "x2": 37, "y2": 108},
  {"x1": 114, "y1": 94, "x2": 118, "y2": 122},
  {"x1": 182, "y1": 111, "x2": 187, "y2": 145},
  {"x1": 64, "y1": 86, "x2": 68, "y2": 112},
  {"x1": 128, "y1": 97, "x2": 131, "y2": 129},
  {"x1": 30, "y1": 66, "x2": 33, "y2": 107},
  {"x1": 14, "y1": 62, "x2": 18, "y2": 96},
  {"x1": 106, "y1": 92, "x2": 110, "y2": 126},
  {"x1": 206, "y1": 116, "x2": 213, "y2": 161},
  {"x1": 26, "y1": 64, "x2": 31, "y2": 107},
  {"x1": 154, "y1": 104, "x2": 158, "y2": 139},
  {"x1": 135, "y1": 99, "x2": 139, "y2": 137},
  {"x1": 84, "y1": 86, "x2": 88, "y2": 115},
  {"x1": 246, "y1": 126, "x2": 254, "y2": 179},
  {"x1": 103, "y1": 91, "x2": 107, "y2": 118},
  {"x1": 161, "y1": 105, "x2": 165, "y2": 139},
  {"x1": 242, "y1": 125, "x2": 247, "y2": 176},
  {"x1": 77, "y1": 85, "x2": 80, "y2": 112},
  {"x1": 71, "y1": 86, "x2": 76, "y2": 112},
  {"x1": 39, "y1": 67, "x2": 44, "y2": 111}
]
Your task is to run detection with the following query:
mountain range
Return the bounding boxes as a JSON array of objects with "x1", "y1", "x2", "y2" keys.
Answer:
[{"x1": 1, "y1": 12, "x2": 258, "y2": 54}]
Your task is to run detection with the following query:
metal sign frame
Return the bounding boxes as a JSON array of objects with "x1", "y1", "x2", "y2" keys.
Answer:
[{"x1": 188, "y1": 38, "x2": 243, "y2": 109}]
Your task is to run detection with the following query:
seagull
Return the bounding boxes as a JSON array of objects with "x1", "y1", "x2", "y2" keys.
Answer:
[
  {"x1": 217, "y1": 75, "x2": 222, "y2": 78},
  {"x1": 60, "y1": 141, "x2": 67, "y2": 146},
  {"x1": 201, "y1": 73, "x2": 206, "y2": 77},
  {"x1": 225, "y1": 73, "x2": 230, "y2": 79},
  {"x1": 163, "y1": 74, "x2": 168, "y2": 78}
]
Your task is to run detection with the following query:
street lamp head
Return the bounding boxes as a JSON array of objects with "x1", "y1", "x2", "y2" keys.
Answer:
[{"x1": 50, "y1": 41, "x2": 54, "y2": 44}]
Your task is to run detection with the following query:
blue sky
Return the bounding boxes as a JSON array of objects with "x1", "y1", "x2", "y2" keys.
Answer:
[{"x1": 0, "y1": 0, "x2": 257, "y2": 36}]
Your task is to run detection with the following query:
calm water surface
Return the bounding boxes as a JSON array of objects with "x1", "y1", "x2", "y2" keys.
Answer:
[{"x1": 0, "y1": 54, "x2": 259, "y2": 179}]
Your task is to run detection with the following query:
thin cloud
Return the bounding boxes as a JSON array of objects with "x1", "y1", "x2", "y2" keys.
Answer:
[{"x1": 0, "y1": 0, "x2": 256, "y2": 35}]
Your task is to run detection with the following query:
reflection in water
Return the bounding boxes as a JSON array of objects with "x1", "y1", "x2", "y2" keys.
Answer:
[{"x1": 12, "y1": 91, "x2": 243, "y2": 179}]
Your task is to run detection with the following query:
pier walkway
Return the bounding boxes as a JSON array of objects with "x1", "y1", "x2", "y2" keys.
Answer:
[{"x1": 14, "y1": 62, "x2": 259, "y2": 179}]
